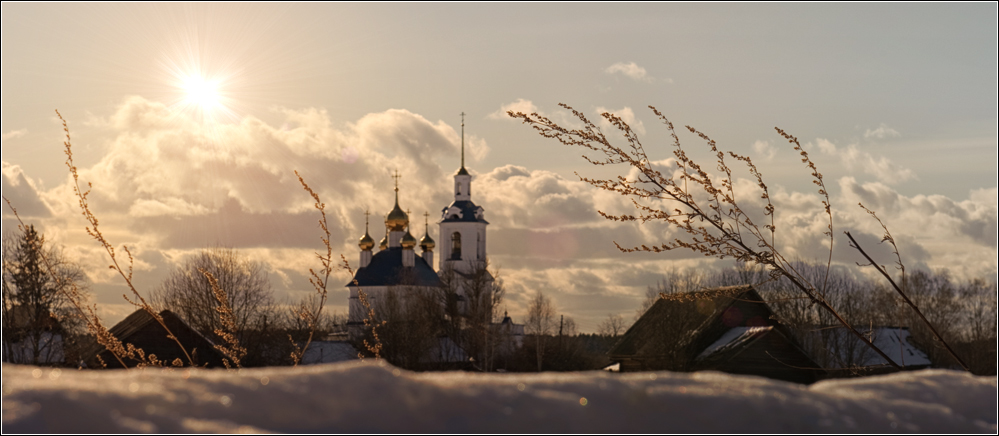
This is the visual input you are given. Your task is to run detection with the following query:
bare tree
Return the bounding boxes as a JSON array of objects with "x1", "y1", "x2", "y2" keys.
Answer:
[
  {"x1": 460, "y1": 260, "x2": 505, "y2": 371},
  {"x1": 637, "y1": 267, "x2": 708, "y2": 320},
  {"x1": 152, "y1": 245, "x2": 276, "y2": 366},
  {"x1": 2, "y1": 225, "x2": 87, "y2": 365},
  {"x1": 597, "y1": 313, "x2": 626, "y2": 337},
  {"x1": 525, "y1": 290, "x2": 556, "y2": 371}
]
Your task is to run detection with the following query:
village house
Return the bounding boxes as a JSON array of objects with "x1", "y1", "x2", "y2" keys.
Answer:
[{"x1": 608, "y1": 285, "x2": 933, "y2": 384}]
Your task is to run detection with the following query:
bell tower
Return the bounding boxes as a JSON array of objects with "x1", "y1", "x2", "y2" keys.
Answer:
[{"x1": 439, "y1": 113, "x2": 489, "y2": 274}]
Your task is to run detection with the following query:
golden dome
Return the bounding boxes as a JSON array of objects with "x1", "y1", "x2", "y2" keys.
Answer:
[
  {"x1": 386, "y1": 202, "x2": 408, "y2": 232},
  {"x1": 378, "y1": 233, "x2": 388, "y2": 251},
  {"x1": 400, "y1": 230, "x2": 417, "y2": 250},
  {"x1": 359, "y1": 231, "x2": 375, "y2": 251},
  {"x1": 419, "y1": 232, "x2": 435, "y2": 251},
  {"x1": 385, "y1": 171, "x2": 409, "y2": 232}
]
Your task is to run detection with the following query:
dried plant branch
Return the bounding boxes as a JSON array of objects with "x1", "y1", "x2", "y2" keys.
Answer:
[
  {"x1": 289, "y1": 171, "x2": 334, "y2": 365},
  {"x1": 199, "y1": 268, "x2": 246, "y2": 369},
  {"x1": 509, "y1": 104, "x2": 902, "y2": 370},
  {"x1": 340, "y1": 254, "x2": 384, "y2": 359},
  {"x1": 846, "y1": 207, "x2": 970, "y2": 371},
  {"x1": 56, "y1": 110, "x2": 194, "y2": 367}
]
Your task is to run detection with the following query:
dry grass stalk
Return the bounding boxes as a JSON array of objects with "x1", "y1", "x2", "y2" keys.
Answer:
[
  {"x1": 199, "y1": 268, "x2": 246, "y2": 369},
  {"x1": 56, "y1": 110, "x2": 194, "y2": 367},
  {"x1": 340, "y1": 254, "x2": 384, "y2": 359},
  {"x1": 509, "y1": 104, "x2": 902, "y2": 370},
  {"x1": 288, "y1": 171, "x2": 334, "y2": 365},
  {"x1": 846, "y1": 206, "x2": 970, "y2": 371}
]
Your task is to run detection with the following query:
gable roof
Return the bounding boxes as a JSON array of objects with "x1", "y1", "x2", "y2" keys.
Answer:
[
  {"x1": 811, "y1": 326, "x2": 932, "y2": 369},
  {"x1": 610, "y1": 285, "x2": 769, "y2": 357},
  {"x1": 348, "y1": 247, "x2": 442, "y2": 288},
  {"x1": 696, "y1": 326, "x2": 774, "y2": 360},
  {"x1": 300, "y1": 341, "x2": 360, "y2": 365},
  {"x1": 81, "y1": 309, "x2": 225, "y2": 368}
]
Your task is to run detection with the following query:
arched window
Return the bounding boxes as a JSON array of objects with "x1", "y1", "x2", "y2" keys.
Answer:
[
  {"x1": 451, "y1": 232, "x2": 462, "y2": 260},
  {"x1": 476, "y1": 233, "x2": 482, "y2": 259}
]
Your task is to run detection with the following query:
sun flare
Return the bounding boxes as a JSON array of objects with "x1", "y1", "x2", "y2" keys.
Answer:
[{"x1": 182, "y1": 75, "x2": 221, "y2": 110}]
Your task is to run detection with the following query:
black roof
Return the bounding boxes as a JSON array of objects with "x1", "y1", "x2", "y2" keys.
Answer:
[
  {"x1": 440, "y1": 200, "x2": 489, "y2": 224},
  {"x1": 347, "y1": 247, "x2": 442, "y2": 287},
  {"x1": 609, "y1": 285, "x2": 764, "y2": 357}
]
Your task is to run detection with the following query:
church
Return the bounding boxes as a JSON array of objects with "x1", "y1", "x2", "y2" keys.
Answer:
[{"x1": 345, "y1": 118, "x2": 524, "y2": 353}]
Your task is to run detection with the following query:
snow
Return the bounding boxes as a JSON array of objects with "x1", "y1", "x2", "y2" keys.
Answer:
[
  {"x1": 299, "y1": 341, "x2": 359, "y2": 365},
  {"x1": 2, "y1": 362, "x2": 995, "y2": 433},
  {"x1": 696, "y1": 326, "x2": 772, "y2": 360},
  {"x1": 846, "y1": 327, "x2": 932, "y2": 368}
]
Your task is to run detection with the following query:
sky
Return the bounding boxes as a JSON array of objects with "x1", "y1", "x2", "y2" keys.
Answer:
[{"x1": 2, "y1": 3, "x2": 996, "y2": 332}]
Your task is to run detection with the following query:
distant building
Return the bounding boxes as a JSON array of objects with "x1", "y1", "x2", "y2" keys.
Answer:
[
  {"x1": 2, "y1": 305, "x2": 65, "y2": 365},
  {"x1": 608, "y1": 285, "x2": 934, "y2": 383},
  {"x1": 299, "y1": 341, "x2": 360, "y2": 365},
  {"x1": 610, "y1": 285, "x2": 821, "y2": 384},
  {"x1": 345, "y1": 116, "x2": 524, "y2": 360},
  {"x1": 81, "y1": 309, "x2": 225, "y2": 369}
]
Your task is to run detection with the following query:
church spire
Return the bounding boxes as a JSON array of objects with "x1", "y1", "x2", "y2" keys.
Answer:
[{"x1": 457, "y1": 112, "x2": 469, "y2": 176}]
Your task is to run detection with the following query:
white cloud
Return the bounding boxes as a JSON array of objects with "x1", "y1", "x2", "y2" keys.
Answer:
[
  {"x1": 594, "y1": 106, "x2": 646, "y2": 136},
  {"x1": 8, "y1": 96, "x2": 993, "y2": 333},
  {"x1": 813, "y1": 138, "x2": 914, "y2": 185},
  {"x1": 2, "y1": 161, "x2": 50, "y2": 217},
  {"x1": 489, "y1": 98, "x2": 540, "y2": 120},
  {"x1": 752, "y1": 140, "x2": 777, "y2": 160},
  {"x1": 2, "y1": 129, "x2": 28, "y2": 142},
  {"x1": 864, "y1": 123, "x2": 901, "y2": 140},
  {"x1": 604, "y1": 62, "x2": 660, "y2": 83}
]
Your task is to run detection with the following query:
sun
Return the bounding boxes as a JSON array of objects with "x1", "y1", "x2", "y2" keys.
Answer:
[{"x1": 181, "y1": 75, "x2": 222, "y2": 112}]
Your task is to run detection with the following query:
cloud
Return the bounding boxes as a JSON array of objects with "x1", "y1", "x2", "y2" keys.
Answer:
[
  {"x1": 489, "y1": 98, "x2": 540, "y2": 120},
  {"x1": 604, "y1": 62, "x2": 662, "y2": 83},
  {"x1": 863, "y1": 123, "x2": 901, "y2": 140},
  {"x1": 9, "y1": 95, "x2": 993, "y2": 332},
  {"x1": 2, "y1": 129, "x2": 28, "y2": 142},
  {"x1": 594, "y1": 106, "x2": 646, "y2": 136},
  {"x1": 813, "y1": 138, "x2": 915, "y2": 185},
  {"x1": 2, "y1": 161, "x2": 51, "y2": 218},
  {"x1": 752, "y1": 140, "x2": 777, "y2": 160}
]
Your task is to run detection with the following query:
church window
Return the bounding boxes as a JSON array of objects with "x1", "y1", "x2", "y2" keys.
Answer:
[{"x1": 451, "y1": 232, "x2": 461, "y2": 260}]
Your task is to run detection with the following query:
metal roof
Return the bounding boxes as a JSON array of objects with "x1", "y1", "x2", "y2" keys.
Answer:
[
  {"x1": 347, "y1": 247, "x2": 442, "y2": 287},
  {"x1": 440, "y1": 200, "x2": 489, "y2": 224}
]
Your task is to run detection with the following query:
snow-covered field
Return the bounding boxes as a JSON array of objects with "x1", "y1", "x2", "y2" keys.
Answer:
[{"x1": 2, "y1": 361, "x2": 996, "y2": 433}]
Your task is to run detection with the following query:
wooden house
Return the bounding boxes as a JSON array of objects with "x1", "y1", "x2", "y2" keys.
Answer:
[
  {"x1": 609, "y1": 285, "x2": 822, "y2": 384},
  {"x1": 81, "y1": 309, "x2": 225, "y2": 369}
]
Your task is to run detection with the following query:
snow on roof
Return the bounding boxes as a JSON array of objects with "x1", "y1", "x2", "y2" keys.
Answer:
[
  {"x1": 696, "y1": 326, "x2": 773, "y2": 360},
  {"x1": 820, "y1": 327, "x2": 932, "y2": 369},
  {"x1": 300, "y1": 341, "x2": 359, "y2": 365},
  {"x1": 2, "y1": 363, "x2": 994, "y2": 433}
]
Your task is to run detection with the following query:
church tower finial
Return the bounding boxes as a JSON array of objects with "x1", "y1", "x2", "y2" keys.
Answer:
[
  {"x1": 386, "y1": 169, "x2": 409, "y2": 233},
  {"x1": 461, "y1": 112, "x2": 465, "y2": 170},
  {"x1": 456, "y1": 113, "x2": 469, "y2": 176}
]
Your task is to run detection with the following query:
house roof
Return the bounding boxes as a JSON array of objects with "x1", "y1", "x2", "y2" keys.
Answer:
[
  {"x1": 300, "y1": 341, "x2": 359, "y2": 365},
  {"x1": 80, "y1": 309, "x2": 224, "y2": 368},
  {"x1": 347, "y1": 247, "x2": 442, "y2": 288},
  {"x1": 609, "y1": 284, "x2": 766, "y2": 357},
  {"x1": 812, "y1": 326, "x2": 931, "y2": 369},
  {"x1": 696, "y1": 326, "x2": 774, "y2": 360}
]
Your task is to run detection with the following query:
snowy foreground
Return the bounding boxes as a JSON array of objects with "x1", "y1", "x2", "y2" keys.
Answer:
[{"x1": 3, "y1": 361, "x2": 996, "y2": 433}]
